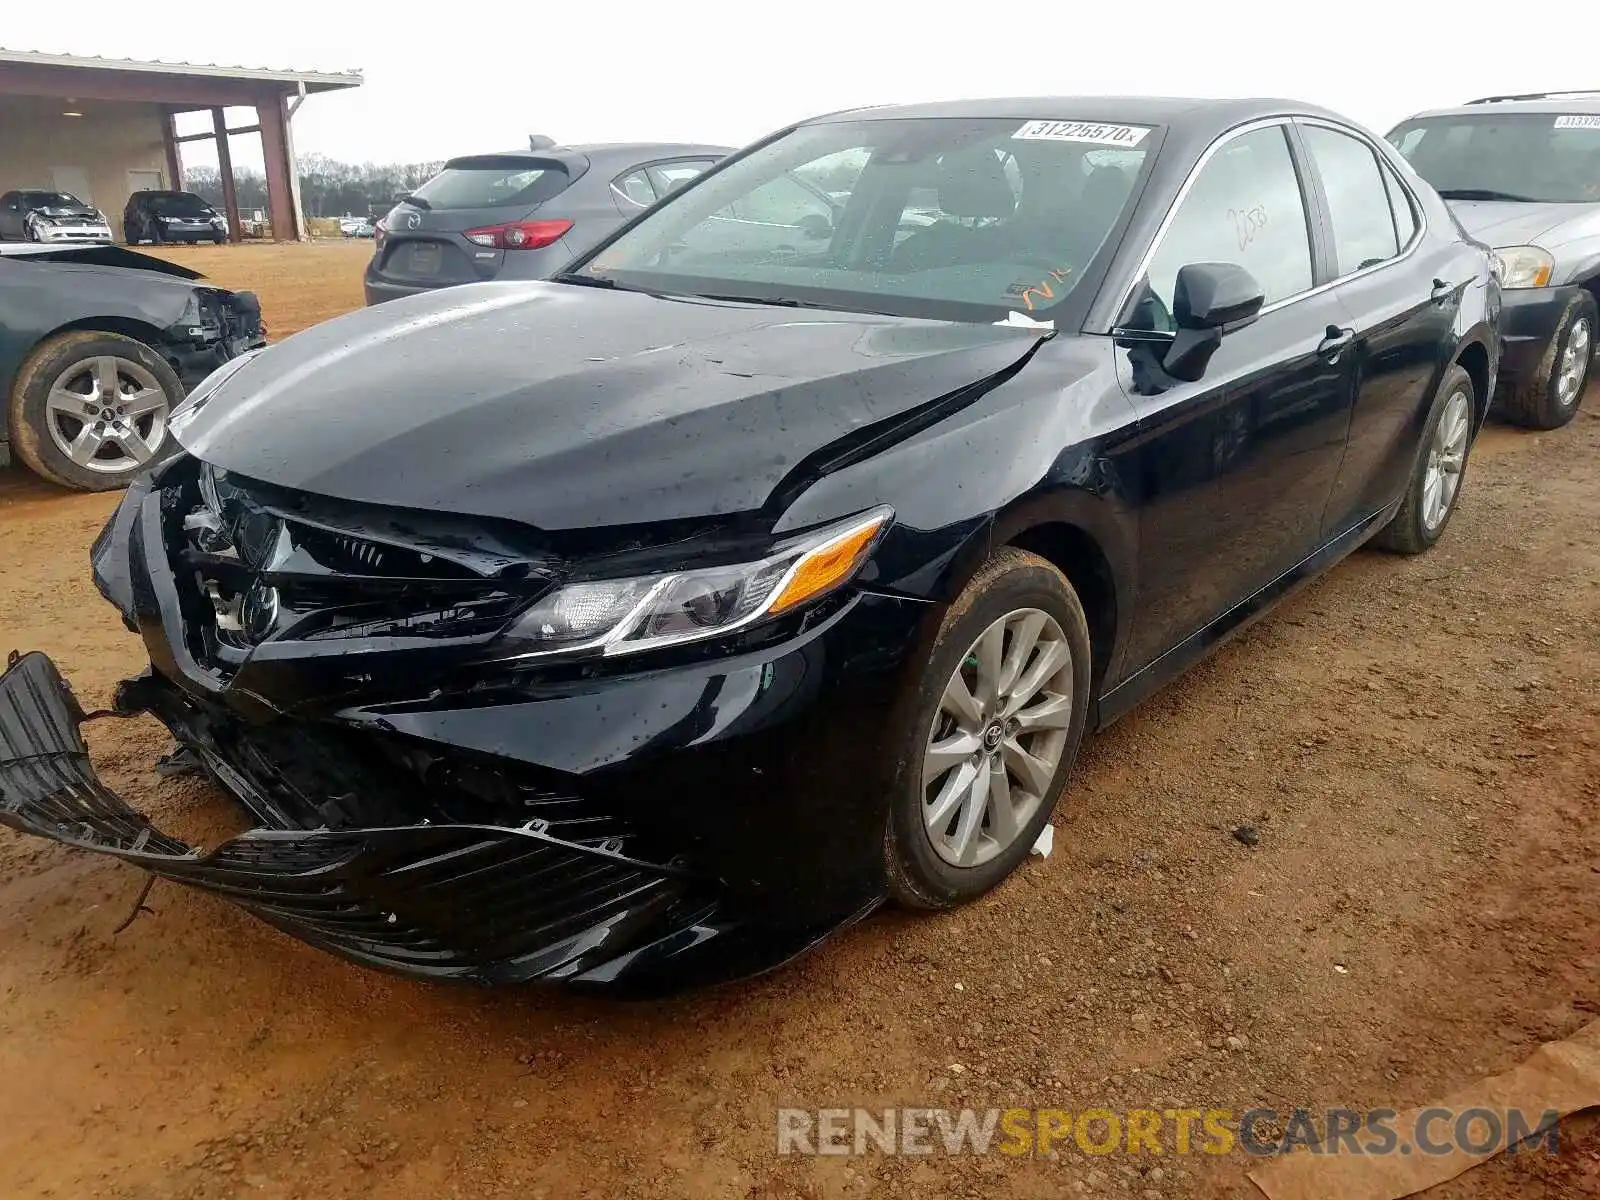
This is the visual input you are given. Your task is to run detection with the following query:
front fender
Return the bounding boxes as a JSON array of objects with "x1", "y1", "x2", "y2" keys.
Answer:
[{"x1": 772, "y1": 333, "x2": 1141, "y2": 676}]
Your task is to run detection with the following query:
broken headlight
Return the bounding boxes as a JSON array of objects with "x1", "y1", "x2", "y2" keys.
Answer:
[{"x1": 506, "y1": 507, "x2": 891, "y2": 659}]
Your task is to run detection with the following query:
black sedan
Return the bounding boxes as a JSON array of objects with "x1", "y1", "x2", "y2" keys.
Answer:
[
  {"x1": 0, "y1": 97, "x2": 1497, "y2": 994},
  {"x1": 123, "y1": 190, "x2": 230, "y2": 245},
  {"x1": 0, "y1": 244, "x2": 264, "y2": 490}
]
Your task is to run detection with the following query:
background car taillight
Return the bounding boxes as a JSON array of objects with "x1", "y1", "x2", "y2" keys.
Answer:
[{"x1": 462, "y1": 218, "x2": 573, "y2": 250}]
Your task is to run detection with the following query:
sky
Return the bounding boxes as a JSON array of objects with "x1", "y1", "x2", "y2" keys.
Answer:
[{"x1": 15, "y1": 1, "x2": 1596, "y2": 172}]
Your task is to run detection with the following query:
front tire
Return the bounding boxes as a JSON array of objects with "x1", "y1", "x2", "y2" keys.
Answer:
[
  {"x1": 7, "y1": 331, "x2": 182, "y2": 491},
  {"x1": 1502, "y1": 292, "x2": 1595, "y2": 430},
  {"x1": 883, "y1": 547, "x2": 1093, "y2": 909},
  {"x1": 1373, "y1": 364, "x2": 1476, "y2": 555}
]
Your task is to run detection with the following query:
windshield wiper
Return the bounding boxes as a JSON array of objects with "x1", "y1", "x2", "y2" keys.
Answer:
[
  {"x1": 690, "y1": 293, "x2": 827, "y2": 309},
  {"x1": 1436, "y1": 187, "x2": 1539, "y2": 203},
  {"x1": 551, "y1": 272, "x2": 618, "y2": 289}
]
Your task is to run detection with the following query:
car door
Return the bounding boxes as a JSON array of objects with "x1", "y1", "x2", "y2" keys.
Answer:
[
  {"x1": 0, "y1": 193, "x2": 19, "y2": 240},
  {"x1": 1297, "y1": 121, "x2": 1461, "y2": 534},
  {"x1": 1112, "y1": 121, "x2": 1358, "y2": 674}
]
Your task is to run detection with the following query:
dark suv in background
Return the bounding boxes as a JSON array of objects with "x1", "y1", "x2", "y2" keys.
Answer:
[
  {"x1": 362, "y1": 138, "x2": 730, "y2": 305},
  {"x1": 124, "y1": 190, "x2": 230, "y2": 245},
  {"x1": 1389, "y1": 91, "x2": 1600, "y2": 428}
]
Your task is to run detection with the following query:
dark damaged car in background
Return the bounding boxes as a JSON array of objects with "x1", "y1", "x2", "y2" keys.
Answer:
[
  {"x1": 0, "y1": 244, "x2": 264, "y2": 490},
  {"x1": 0, "y1": 97, "x2": 1498, "y2": 995}
]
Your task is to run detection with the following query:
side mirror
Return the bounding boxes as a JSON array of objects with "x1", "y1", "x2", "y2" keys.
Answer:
[
  {"x1": 1162, "y1": 262, "x2": 1266, "y2": 382},
  {"x1": 795, "y1": 211, "x2": 833, "y2": 240}
]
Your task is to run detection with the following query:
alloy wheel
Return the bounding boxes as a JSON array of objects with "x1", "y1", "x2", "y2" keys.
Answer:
[
  {"x1": 44, "y1": 355, "x2": 169, "y2": 474},
  {"x1": 922, "y1": 608, "x2": 1074, "y2": 867},
  {"x1": 1421, "y1": 388, "x2": 1471, "y2": 532},
  {"x1": 1556, "y1": 317, "x2": 1591, "y2": 409}
]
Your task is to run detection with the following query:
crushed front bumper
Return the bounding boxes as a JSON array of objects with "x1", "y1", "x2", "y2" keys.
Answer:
[
  {"x1": 0, "y1": 649, "x2": 850, "y2": 993},
  {"x1": 34, "y1": 223, "x2": 113, "y2": 244}
]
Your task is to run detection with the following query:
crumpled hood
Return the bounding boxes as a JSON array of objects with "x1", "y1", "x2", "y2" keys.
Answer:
[
  {"x1": 36, "y1": 204, "x2": 100, "y2": 219},
  {"x1": 1447, "y1": 200, "x2": 1600, "y2": 254},
  {"x1": 173, "y1": 281, "x2": 1044, "y2": 530}
]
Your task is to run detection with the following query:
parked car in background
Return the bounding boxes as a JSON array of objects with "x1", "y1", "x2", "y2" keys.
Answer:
[
  {"x1": 1389, "y1": 91, "x2": 1600, "y2": 428},
  {"x1": 0, "y1": 189, "x2": 113, "y2": 244},
  {"x1": 363, "y1": 137, "x2": 730, "y2": 304},
  {"x1": 1, "y1": 98, "x2": 1498, "y2": 993},
  {"x1": 124, "y1": 190, "x2": 230, "y2": 245},
  {"x1": 339, "y1": 216, "x2": 375, "y2": 238},
  {"x1": 0, "y1": 243, "x2": 263, "y2": 490}
]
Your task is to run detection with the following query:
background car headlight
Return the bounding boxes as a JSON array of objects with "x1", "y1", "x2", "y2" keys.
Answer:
[
  {"x1": 507, "y1": 507, "x2": 892, "y2": 658},
  {"x1": 1491, "y1": 245, "x2": 1554, "y2": 289}
]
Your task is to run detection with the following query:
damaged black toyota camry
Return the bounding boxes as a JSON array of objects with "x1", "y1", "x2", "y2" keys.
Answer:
[{"x1": 1, "y1": 97, "x2": 1499, "y2": 995}]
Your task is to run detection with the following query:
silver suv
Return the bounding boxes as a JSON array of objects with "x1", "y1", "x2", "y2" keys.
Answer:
[{"x1": 1389, "y1": 91, "x2": 1600, "y2": 428}]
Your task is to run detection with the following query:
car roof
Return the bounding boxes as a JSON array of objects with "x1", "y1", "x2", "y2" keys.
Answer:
[
  {"x1": 1402, "y1": 94, "x2": 1600, "y2": 121},
  {"x1": 802, "y1": 95, "x2": 1355, "y2": 136},
  {"x1": 456, "y1": 142, "x2": 732, "y2": 166}
]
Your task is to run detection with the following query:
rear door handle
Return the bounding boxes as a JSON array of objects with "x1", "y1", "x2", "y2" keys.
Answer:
[
  {"x1": 1431, "y1": 277, "x2": 1457, "y2": 304},
  {"x1": 1316, "y1": 325, "x2": 1355, "y2": 360}
]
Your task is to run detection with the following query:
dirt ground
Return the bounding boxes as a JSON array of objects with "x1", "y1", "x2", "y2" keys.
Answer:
[{"x1": 1, "y1": 243, "x2": 1598, "y2": 1199}]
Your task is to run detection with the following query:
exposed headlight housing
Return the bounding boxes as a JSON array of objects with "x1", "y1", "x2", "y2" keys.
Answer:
[
  {"x1": 506, "y1": 507, "x2": 893, "y2": 659},
  {"x1": 1491, "y1": 245, "x2": 1554, "y2": 289}
]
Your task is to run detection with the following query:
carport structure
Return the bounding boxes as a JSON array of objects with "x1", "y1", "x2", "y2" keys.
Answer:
[{"x1": 0, "y1": 49, "x2": 361, "y2": 242}]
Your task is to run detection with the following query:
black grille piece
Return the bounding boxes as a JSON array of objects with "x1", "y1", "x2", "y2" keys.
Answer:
[
  {"x1": 0, "y1": 651, "x2": 700, "y2": 985},
  {"x1": 164, "y1": 467, "x2": 552, "y2": 656},
  {"x1": 137, "y1": 672, "x2": 630, "y2": 841}
]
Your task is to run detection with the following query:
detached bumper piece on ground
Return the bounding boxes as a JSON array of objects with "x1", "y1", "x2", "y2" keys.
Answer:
[{"x1": 0, "y1": 650, "x2": 842, "y2": 994}]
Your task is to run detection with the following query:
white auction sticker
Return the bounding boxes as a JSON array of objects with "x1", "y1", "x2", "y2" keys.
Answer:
[
  {"x1": 1012, "y1": 120, "x2": 1151, "y2": 146},
  {"x1": 1554, "y1": 114, "x2": 1600, "y2": 129}
]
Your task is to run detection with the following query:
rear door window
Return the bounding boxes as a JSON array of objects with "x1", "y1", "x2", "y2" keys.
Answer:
[
  {"x1": 612, "y1": 170, "x2": 658, "y2": 209},
  {"x1": 1379, "y1": 159, "x2": 1418, "y2": 248},
  {"x1": 646, "y1": 160, "x2": 716, "y2": 197},
  {"x1": 408, "y1": 157, "x2": 571, "y2": 210},
  {"x1": 1299, "y1": 125, "x2": 1400, "y2": 275}
]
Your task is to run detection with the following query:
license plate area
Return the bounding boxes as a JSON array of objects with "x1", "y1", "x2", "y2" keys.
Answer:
[{"x1": 405, "y1": 241, "x2": 443, "y2": 276}]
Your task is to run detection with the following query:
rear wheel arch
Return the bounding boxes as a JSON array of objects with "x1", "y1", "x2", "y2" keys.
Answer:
[{"x1": 1453, "y1": 337, "x2": 1492, "y2": 429}]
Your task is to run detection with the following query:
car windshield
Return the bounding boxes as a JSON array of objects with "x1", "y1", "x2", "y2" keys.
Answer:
[
  {"x1": 147, "y1": 193, "x2": 214, "y2": 216},
  {"x1": 1388, "y1": 113, "x2": 1600, "y2": 203},
  {"x1": 407, "y1": 156, "x2": 572, "y2": 210},
  {"x1": 572, "y1": 117, "x2": 1154, "y2": 322},
  {"x1": 22, "y1": 191, "x2": 84, "y2": 208}
]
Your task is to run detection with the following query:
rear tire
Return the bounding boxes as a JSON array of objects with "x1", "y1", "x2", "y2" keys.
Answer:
[
  {"x1": 1373, "y1": 364, "x2": 1476, "y2": 555},
  {"x1": 1501, "y1": 291, "x2": 1595, "y2": 430},
  {"x1": 883, "y1": 547, "x2": 1092, "y2": 909},
  {"x1": 8, "y1": 331, "x2": 183, "y2": 492}
]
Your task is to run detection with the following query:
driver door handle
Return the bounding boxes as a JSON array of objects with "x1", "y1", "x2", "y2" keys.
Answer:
[{"x1": 1316, "y1": 325, "x2": 1355, "y2": 360}]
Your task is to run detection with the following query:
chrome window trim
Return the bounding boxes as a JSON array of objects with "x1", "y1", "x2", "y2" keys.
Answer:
[{"x1": 1110, "y1": 114, "x2": 1429, "y2": 333}]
